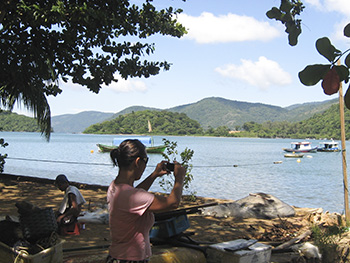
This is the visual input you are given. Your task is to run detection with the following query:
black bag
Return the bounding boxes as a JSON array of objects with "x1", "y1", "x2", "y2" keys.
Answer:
[{"x1": 20, "y1": 208, "x2": 58, "y2": 243}]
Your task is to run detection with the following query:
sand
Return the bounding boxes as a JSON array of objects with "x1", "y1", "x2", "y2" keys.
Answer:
[{"x1": 1, "y1": 173, "x2": 348, "y2": 262}]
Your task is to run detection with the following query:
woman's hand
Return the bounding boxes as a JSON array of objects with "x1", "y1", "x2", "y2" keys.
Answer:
[
  {"x1": 153, "y1": 160, "x2": 170, "y2": 178},
  {"x1": 173, "y1": 161, "x2": 186, "y2": 181}
]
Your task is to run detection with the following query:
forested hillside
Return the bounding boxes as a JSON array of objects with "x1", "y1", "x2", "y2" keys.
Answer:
[
  {"x1": 231, "y1": 104, "x2": 349, "y2": 140},
  {"x1": 50, "y1": 97, "x2": 338, "y2": 133},
  {"x1": 83, "y1": 103, "x2": 350, "y2": 140},
  {"x1": 169, "y1": 97, "x2": 338, "y2": 129},
  {"x1": 0, "y1": 111, "x2": 40, "y2": 132},
  {"x1": 0, "y1": 97, "x2": 342, "y2": 139},
  {"x1": 83, "y1": 110, "x2": 203, "y2": 135}
]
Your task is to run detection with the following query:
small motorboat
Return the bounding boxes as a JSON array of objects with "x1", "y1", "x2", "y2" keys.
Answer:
[
  {"x1": 317, "y1": 140, "x2": 340, "y2": 152},
  {"x1": 283, "y1": 141, "x2": 317, "y2": 153}
]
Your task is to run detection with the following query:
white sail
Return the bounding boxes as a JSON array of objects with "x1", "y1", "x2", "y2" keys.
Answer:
[{"x1": 148, "y1": 120, "x2": 152, "y2": 133}]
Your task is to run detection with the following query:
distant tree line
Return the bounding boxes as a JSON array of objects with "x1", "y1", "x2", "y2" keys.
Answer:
[{"x1": 1, "y1": 104, "x2": 350, "y2": 140}]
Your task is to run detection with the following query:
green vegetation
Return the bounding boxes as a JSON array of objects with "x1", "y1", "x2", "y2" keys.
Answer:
[
  {"x1": 311, "y1": 220, "x2": 348, "y2": 262},
  {"x1": 1, "y1": 0, "x2": 186, "y2": 139},
  {"x1": 160, "y1": 139, "x2": 195, "y2": 198},
  {"x1": 83, "y1": 104, "x2": 350, "y2": 140},
  {"x1": 2, "y1": 102, "x2": 350, "y2": 141},
  {"x1": 0, "y1": 138, "x2": 8, "y2": 173},
  {"x1": 229, "y1": 104, "x2": 348, "y2": 139},
  {"x1": 83, "y1": 110, "x2": 203, "y2": 135},
  {"x1": 0, "y1": 111, "x2": 41, "y2": 132}
]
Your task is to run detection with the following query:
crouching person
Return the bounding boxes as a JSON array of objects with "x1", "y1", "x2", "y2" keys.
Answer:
[{"x1": 55, "y1": 174, "x2": 86, "y2": 235}]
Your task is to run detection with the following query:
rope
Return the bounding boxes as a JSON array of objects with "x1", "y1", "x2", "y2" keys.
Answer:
[
  {"x1": 7, "y1": 156, "x2": 284, "y2": 168},
  {"x1": 14, "y1": 249, "x2": 29, "y2": 263},
  {"x1": 7, "y1": 157, "x2": 112, "y2": 166}
]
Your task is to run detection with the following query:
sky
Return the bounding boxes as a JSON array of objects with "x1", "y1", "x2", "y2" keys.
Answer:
[{"x1": 14, "y1": 0, "x2": 350, "y2": 117}]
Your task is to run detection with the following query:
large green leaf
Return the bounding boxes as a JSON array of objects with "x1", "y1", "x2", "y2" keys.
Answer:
[
  {"x1": 299, "y1": 64, "x2": 330, "y2": 86},
  {"x1": 334, "y1": 65, "x2": 349, "y2": 83},
  {"x1": 316, "y1": 37, "x2": 341, "y2": 62},
  {"x1": 288, "y1": 23, "x2": 301, "y2": 46},
  {"x1": 345, "y1": 53, "x2": 350, "y2": 68},
  {"x1": 266, "y1": 7, "x2": 282, "y2": 20},
  {"x1": 280, "y1": 0, "x2": 293, "y2": 13},
  {"x1": 344, "y1": 23, "x2": 350, "y2": 38}
]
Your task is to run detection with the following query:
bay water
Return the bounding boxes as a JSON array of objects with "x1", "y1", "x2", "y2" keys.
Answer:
[{"x1": 1, "y1": 132, "x2": 347, "y2": 213}]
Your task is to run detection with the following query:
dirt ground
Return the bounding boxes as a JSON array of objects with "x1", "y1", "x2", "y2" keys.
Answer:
[{"x1": 1, "y1": 173, "x2": 350, "y2": 262}]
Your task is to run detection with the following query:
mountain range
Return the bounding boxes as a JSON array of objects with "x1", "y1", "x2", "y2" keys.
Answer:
[{"x1": 51, "y1": 97, "x2": 338, "y2": 133}]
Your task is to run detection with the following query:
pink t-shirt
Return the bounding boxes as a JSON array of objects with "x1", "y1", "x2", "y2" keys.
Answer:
[{"x1": 107, "y1": 182, "x2": 155, "y2": 261}]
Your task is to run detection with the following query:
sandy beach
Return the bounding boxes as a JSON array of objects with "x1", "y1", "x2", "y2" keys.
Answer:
[{"x1": 1, "y1": 173, "x2": 349, "y2": 262}]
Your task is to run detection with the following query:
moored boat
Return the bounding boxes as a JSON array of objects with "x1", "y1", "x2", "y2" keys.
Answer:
[
  {"x1": 97, "y1": 136, "x2": 166, "y2": 154},
  {"x1": 283, "y1": 141, "x2": 317, "y2": 153},
  {"x1": 317, "y1": 140, "x2": 340, "y2": 152},
  {"x1": 284, "y1": 153, "x2": 304, "y2": 158}
]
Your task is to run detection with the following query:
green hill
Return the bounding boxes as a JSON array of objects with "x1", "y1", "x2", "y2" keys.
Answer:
[
  {"x1": 168, "y1": 97, "x2": 338, "y2": 129},
  {"x1": 231, "y1": 103, "x2": 349, "y2": 140},
  {"x1": 83, "y1": 110, "x2": 203, "y2": 135},
  {"x1": 0, "y1": 111, "x2": 40, "y2": 132},
  {"x1": 4, "y1": 97, "x2": 339, "y2": 134}
]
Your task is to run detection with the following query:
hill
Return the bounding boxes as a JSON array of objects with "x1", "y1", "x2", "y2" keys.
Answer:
[
  {"x1": 233, "y1": 103, "x2": 350, "y2": 140},
  {"x1": 5, "y1": 97, "x2": 339, "y2": 134},
  {"x1": 51, "y1": 111, "x2": 114, "y2": 133},
  {"x1": 168, "y1": 97, "x2": 338, "y2": 129},
  {"x1": 83, "y1": 110, "x2": 202, "y2": 135},
  {"x1": 0, "y1": 111, "x2": 40, "y2": 132}
]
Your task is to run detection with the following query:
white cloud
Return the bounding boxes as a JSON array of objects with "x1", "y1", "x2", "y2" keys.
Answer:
[
  {"x1": 103, "y1": 77, "x2": 147, "y2": 93},
  {"x1": 304, "y1": 0, "x2": 322, "y2": 8},
  {"x1": 215, "y1": 56, "x2": 292, "y2": 89},
  {"x1": 305, "y1": 0, "x2": 350, "y2": 16},
  {"x1": 177, "y1": 12, "x2": 281, "y2": 44},
  {"x1": 324, "y1": 0, "x2": 350, "y2": 16},
  {"x1": 304, "y1": 0, "x2": 350, "y2": 42}
]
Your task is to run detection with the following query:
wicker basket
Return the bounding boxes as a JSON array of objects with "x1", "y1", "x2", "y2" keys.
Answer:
[{"x1": 20, "y1": 208, "x2": 58, "y2": 243}]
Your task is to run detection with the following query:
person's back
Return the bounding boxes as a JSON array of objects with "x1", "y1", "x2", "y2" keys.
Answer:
[
  {"x1": 106, "y1": 139, "x2": 186, "y2": 263},
  {"x1": 108, "y1": 183, "x2": 154, "y2": 260}
]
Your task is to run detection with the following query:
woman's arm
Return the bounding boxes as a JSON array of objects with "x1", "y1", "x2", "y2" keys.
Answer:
[
  {"x1": 136, "y1": 161, "x2": 168, "y2": 191},
  {"x1": 147, "y1": 162, "x2": 186, "y2": 212}
]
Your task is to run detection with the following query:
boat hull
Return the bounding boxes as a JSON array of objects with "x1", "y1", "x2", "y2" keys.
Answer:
[
  {"x1": 96, "y1": 143, "x2": 166, "y2": 154},
  {"x1": 282, "y1": 147, "x2": 317, "y2": 153},
  {"x1": 284, "y1": 153, "x2": 304, "y2": 158},
  {"x1": 317, "y1": 148, "x2": 340, "y2": 152}
]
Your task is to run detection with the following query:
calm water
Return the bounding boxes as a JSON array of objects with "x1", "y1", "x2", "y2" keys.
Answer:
[{"x1": 1, "y1": 132, "x2": 348, "y2": 213}]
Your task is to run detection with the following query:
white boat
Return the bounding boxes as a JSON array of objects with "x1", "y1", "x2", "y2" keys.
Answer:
[
  {"x1": 283, "y1": 141, "x2": 318, "y2": 153},
  {"x1": 317, "y1": 140, "x2": 340, "y2": 152}
]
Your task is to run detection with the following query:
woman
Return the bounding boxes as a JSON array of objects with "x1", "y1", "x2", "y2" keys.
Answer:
[{"x1": 106, "y1": 139, "x2": 186, "y2": 263}]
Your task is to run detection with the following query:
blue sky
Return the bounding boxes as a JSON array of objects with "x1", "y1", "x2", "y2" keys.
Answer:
[{"x1": 15, "y1": 0, "x2": 350, "y2": 116}]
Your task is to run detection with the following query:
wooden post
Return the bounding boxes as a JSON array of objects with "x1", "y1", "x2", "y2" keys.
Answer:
[{"x1": 338, "y1": 60, "x2": 350, "y2": 221}]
